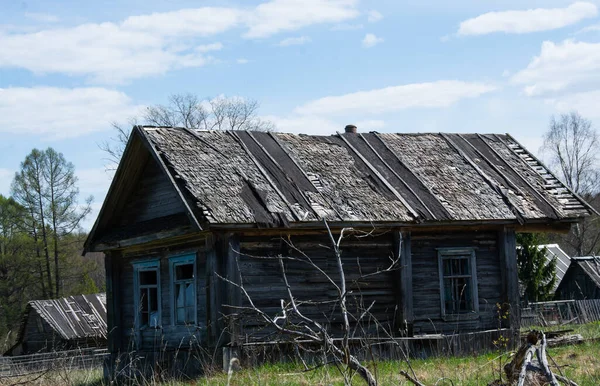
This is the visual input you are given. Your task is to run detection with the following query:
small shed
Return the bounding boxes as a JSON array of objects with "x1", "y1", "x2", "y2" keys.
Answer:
[
  {"x1": 84, "y1": 126, "x2": 595, "y2": 377},
  {"x1": 5, "y1": 293, "x2": 107, "y2": 356},
  {"x1": 556, "y1": 257, "x2": 600, "y2": 300}
]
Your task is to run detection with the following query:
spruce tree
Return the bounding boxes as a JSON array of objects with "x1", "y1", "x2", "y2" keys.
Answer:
[{"x1": 517, "y1": 233, "x2": 557, "y2": 303}]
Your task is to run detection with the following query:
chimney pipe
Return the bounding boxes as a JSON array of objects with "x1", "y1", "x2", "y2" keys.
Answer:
[{"x1": 344, "y1": 124, "x2": 357, "y2": 134}]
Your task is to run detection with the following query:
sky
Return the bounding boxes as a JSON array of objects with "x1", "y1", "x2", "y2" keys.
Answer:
[{"x1": 2, "y1": 0, "x2": 600, "y2": 230}]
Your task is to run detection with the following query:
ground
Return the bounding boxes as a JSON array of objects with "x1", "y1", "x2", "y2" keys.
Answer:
[{"x1": 1, "y1": 322, "x2": 599, "y2": 385}]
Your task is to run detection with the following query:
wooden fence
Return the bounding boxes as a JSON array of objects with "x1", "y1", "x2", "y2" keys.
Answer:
[
  {"x1": 0, "y1": 348, "x2": 108, "y2": 378},
  {"x1": 521, "y1": 299, "x2": 600, "y2": 327}
]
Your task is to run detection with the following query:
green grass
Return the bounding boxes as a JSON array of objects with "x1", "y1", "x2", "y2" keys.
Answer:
[{"x1": 4, "y1": 322, "x2": 599, "y2": 385}]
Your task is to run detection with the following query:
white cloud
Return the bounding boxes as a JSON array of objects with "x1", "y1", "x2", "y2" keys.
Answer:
[
  {"x1": 355, "y1": 119, "x2": 386, "y2": 130},
  {"x1": 545, "y1": 90, "x2": 600, "y2": 119},
  {"x1": 24, "y1": 12, "x2": 60, "y2": 23},
  {"x1": 237, "y1": 58, "x2": 249, "y2": 64},
  {"x1": 511, "y1": 39, "x2": 600, "y2": 96},
  {"x1": 0, "y1": 87, "x2": 143, "y2": 138},
  {"x1": 295, "y1": 81, "x2": 497, "y2": 115},
  {"x1": 458, "y1": 2, "x2": 597, "y2": 36},
  {"x1": 244, "y1": 0, "x2": 359, "y2": 38},
  {"x1": 0, "y1": 0, "x2": 359, "y2": 83},
  {"x1": 265, "y1": 114, "x2": 342, "y2": 135},
  {"x1": 576, "y1": 22, "x2": 600, "y2": 34},
  {"x1": 0, "y1": 169, "x2": 13, "y2": 196},
  {"x1": 362, "y1": 33, "x2": 383, "y2": 47},
  {"x1": 277, "y1": 36, "x2": 311, "y2": 46},
  {"x1": 367, "y1": 10, "x2": 383, "y2": 23},
  {"x1": 195, "y1": 42, "x2": 224, "y2": 53},
  {"x1": 331, "y1": 23, "x2": 363, "y2": 31}
]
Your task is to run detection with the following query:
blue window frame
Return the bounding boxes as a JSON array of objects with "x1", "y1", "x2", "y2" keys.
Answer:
[
  {"x1": 169, "y1": 254, "x2": 197, "y2": 325},
  {"x1": 132, "y1": 259, "x2": 161, "y2": 328}
]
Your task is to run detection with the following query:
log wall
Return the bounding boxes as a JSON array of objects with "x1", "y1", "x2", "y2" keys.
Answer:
[{"x1": 411, "y1": 230, "x2": 504, "y2": 334}]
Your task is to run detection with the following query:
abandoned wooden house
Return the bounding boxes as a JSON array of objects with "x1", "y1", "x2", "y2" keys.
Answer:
[
  {"x1": 5, "y1": 293, "x2": 107, "y2": 356},
  {"x1": 84, "y1": 125, "x2": 594, "y2": 375},
  {"x1": 555, "y1": 256, "x2": 600, "y2": 300}
]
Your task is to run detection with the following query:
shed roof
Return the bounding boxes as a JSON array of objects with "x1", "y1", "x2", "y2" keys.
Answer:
[
  {"x1": 141, "y1": 128, "x2": 592, "y2": 225},
  {"x1": 28, "y1": 293, "x2": 107, "y2": 340},
  {"x1": 571, "y1": 257, "x2": 600, "y2": 289},
  {"x1": 539, "y1": 244, "x2": 571, "y2": 292}
]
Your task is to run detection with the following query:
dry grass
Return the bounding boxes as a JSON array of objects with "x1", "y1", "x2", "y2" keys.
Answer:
[{"x1": 3, "y1": 323, "x2": 599, "y2": 385}]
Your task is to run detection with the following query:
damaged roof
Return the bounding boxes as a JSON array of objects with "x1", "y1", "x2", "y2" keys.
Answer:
[
  {"x1": 571, "y1": 257, "x2": 600, "y2": 289},
  {"x1": 27, "y1": 293, "x2": 107, "y2": 340},
  {"x1": 139, "y1": 127, "x2": 592, "y2": 226}
]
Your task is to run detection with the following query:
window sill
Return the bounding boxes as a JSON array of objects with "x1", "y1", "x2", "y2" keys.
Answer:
[{"x1": 442, "y1": 313, "x2": 480, "y2": 322}]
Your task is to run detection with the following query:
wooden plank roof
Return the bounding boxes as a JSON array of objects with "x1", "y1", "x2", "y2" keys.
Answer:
[
  {"x1": 138, "y1": 127, "x2": 593, "y2": 227},
  {"x1": 28, "y1": 293, "x2": 107, "y2": 341}
]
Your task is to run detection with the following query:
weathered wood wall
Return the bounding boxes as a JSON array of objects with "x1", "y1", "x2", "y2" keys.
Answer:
[
  {"x1": 118, "y1": 158, "x2": 186, "y2": 226},
  {"x1": 411, "y1": 230, "x2": 504, "y2": 334},
  {"x1": 556, "y1": 264, "x2": 600, "y2": 300},
  {"x1": 234, "y1": 232, "x2": 399, "y2": 341},
  {"x1": 11, "y1": 312, "x2": 60, "y2": 355}
]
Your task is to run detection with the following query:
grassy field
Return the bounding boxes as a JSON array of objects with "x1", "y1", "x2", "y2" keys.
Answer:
[{"x1": 2, "y1": 323, "x2": 599, "y2": 385}]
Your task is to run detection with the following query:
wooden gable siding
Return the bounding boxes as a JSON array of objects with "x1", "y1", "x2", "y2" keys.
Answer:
[
  {"x1": 18, "y1": 312, "x2": 61, "y2": 354},
  {"x1": 115, "y1": 242, "x2": 208, "y2": 352},
  {"x1": 235, "y1": 233, "x2": 399, "y2": 340},
  {"x1": 411, "y1": 230, "x2": 503, "y2": 334},
  {"x1": 118, "y1": 157, "x2": 186, "y2": 226},
  {"x1": 556, "y1": 264, "x2": 600, "y2": 300}
]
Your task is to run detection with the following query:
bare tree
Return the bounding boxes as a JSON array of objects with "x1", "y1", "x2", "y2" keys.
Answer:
[
  {"x1": 11, "y1": 148, "x2": 92, "y2": 298},
  {"x1": 543, "y1": 112, "x2": 599, "y2": 195},
  {"x1": 218, "y1": 222, "x2": 418, "y2": 386},
  {"x1": 100, "y1": 94, "x2": 275, "y2": 167},
  {"x1": 542, "y1": 111, "x2": 600, "y2": 256}
]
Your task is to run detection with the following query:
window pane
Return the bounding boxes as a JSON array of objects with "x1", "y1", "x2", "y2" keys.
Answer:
[
  {"x1": 150, "y1": 287, "x2": 158, "y2": 311},
  {"x1": 443, "y1": 259, "x2": 452, "y2": 275},
  {"x1": 140, "y1": 288, "x2": 149, "y2": 312},
  {"x1": 176, "y1": 284, "x2": 185, "y2": 308},
  {"x1": 176, "y1": 263, "x2": 194, "y2": 280},
  {"x1": 177, "y1": 308, "x2": 185, "y2": 324},
  {"x1": 185, "y1": 283, "x2": 194, "y2": 307},
  {"x1": 140, "y1": 270, "x2": 157, "y2": 285},
  {"x1": 186, "y1": 307, "x2": 194, "y2": 323}
]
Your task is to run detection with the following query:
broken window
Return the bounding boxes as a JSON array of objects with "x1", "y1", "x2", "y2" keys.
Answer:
[
  {"x1": 133, "y1": 260, "x2": 161, "y2": 328},
  {"x1": 169, "y1": 254, "x2": 196, "y2": 325},
  {"x1": 438, "y1": 248, "x2": 479, "y2": 317}
]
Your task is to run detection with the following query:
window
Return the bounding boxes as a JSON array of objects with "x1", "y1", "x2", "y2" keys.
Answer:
[
  {"x1": 438, "y1": 248, "x2": 479, "y2": 318},
  {"x1": 169, "y1": 254, "x2": 196, "y2": 325},
  {"x1": 133, "y1": 260, "x2": 161, "y2": 328}
]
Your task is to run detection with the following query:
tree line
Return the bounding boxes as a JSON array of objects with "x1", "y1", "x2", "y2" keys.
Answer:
[{"x1": 0, "y1": 148, "x2": 102, "y2": 353}]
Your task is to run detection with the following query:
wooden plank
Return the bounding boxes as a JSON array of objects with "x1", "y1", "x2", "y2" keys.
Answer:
[
  {"x1": 336, "y1": 132, "x2": 420, "y2": 219},
  {"x1": 398, "y1": 230, "x2": 413, "y2": 334},
  {"x1": 205, "y1": 234, "x2": 220, "y2": 347},
  {"x1": 478, "y1": 134, "x2": 562, "y2": 219},
  {"x1": 228, "y1": 131, "x2": 301, "y2": 222},
  {"x1": 360, "y1": 134, "x2": 437, "y2": 220},
  {"x1": 224, "y1": 233, "x2": 241, "y2": 344},
  {"x1": 441, "y1": 133, "x2": 525, "y2": 224},
  {"x1": 105, "y1": 251, "x2": 121, "y2": 353},
  {"x1": 499, "y1": 227, "x2": 520, "y2": 332},
  {"x1": 371, "y1": 132, "x2": 453, "y2": 220},
  {"x1": 503, "y1": 133, "x2": 598, "y2": 216}
]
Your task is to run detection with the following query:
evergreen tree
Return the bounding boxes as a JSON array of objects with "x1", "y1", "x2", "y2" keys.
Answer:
[{"x1": 517, "y1": 233, "x2": 557, "y2": 303}]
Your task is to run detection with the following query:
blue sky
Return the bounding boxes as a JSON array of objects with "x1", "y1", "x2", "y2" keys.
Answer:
[{"x1": 2, "y1": 0, "x2": 600, "y2": 229}]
